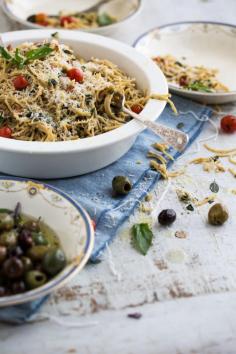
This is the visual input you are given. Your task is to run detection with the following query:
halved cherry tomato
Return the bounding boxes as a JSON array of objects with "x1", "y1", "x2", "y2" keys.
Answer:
[
  {"x1": 12, "y1": 76, "x2": 29, "y2": 90},
  {"x1": 179, "y1": 75, "x2": 188, "y2": 87},
  {"x1": 221, "y1": 115, "x2": 236, "y2": 134},
  {"x1": 60, "y1": 16, "x2": 75, "y2": 27},
  {"x1": 0, "y1": 126, "x2": 12, "y2": 138},
  {"x1": 131, "y1": 104, "x2": 143, "y2": 114},
  {"x1": 67, "y1": 68, "x2": 84, "y2": 83},
  {"x1": 37, "y1": 21, "x2": 49, "y2": 27}
]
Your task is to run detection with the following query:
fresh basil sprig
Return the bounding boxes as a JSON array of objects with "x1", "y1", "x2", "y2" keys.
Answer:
[
  {"x1": 186, "y1": 81, "x2": 213, "y2": 93},
  {"x1": 25, "y1": 45, "x2": 53, "y2": 62},
  {"x1": 0, "y1": 44, "x2": 53, "y2": 68},
  {"x1": 131, "y1": 223, "x2": 153, "y2": 256}
]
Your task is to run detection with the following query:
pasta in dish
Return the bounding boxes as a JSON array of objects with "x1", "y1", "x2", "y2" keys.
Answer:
[
  {"x1": 0, "y1": 39, "x2": 166, "y2": 142},
  {"x1": 153, "y1": 55, "x2": 229, "y2": 93}
]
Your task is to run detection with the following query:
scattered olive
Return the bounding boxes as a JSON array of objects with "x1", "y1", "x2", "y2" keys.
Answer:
[
  {"x1": 32, "y1": 232, "x2": 48, "y2": 246},
  {"x1": 25, "y1": 270, "x2": 47, "y2": 290},
  {"x1": 18, "y1": 229, "x2": 33, "y2": 250},
  {"x1": 23, "y1": 220, "x2": 40, "y2": 232},
  {"x1": 3, "y1": 257, "x2": 24, "y2": 279},
  {"x1": 0, "y1": 246, "x2": 7, "y2": 264},
  {"x1": 0, "y1": 230, "x2": 17, "y2": 247},
  {"x1": 27, "y1": 245, "x2": 49, "y2": 262},
  {"x1": 21, "y1": 256, "x2": 33, "y2": 272},
  {"x1": 43, "y1": 248, "x2": 66, "y2": 276},
  {"x1": 158, "y1": 209, "x2": 177, "y2": 226},
  {"x1": 11, "y1": 280, "x2": 26, "y2": 294},
  {"x1": 208, "y1": 203, "x2": 229, "y2": 226},
  {"x1": 112, "y1": 176, "x2": 132, "y2": 195},
  {"x1": 0, "y1": 213, "x2": 14, "y2": 231}
]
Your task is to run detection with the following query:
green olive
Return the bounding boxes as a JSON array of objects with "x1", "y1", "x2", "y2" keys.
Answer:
[
  {"x1": 0, "y1": 213, "x2": 14, "y2": 231},
  {"x1": 43, "y1": 248, "x2": 66, "y2": 276},
  {"x1": 112, "y1": 176, "x2": 132, "y2": 195},
  {"x1": 0, "y1": 230, "x2": 17, "y2": 247},
  {"x1": 23, "y1": 220, "x2": 40, "y2": 232},
  {"x1": 0, "y1": 246, "x2": 7, "y2": 264},
  {"x1": 27, "y1": 245, "x2": 49, "y2": 262},
  {"x1": 21, "y1": 256, "x2": 33, "y2": 272},
  {"x1": 25, "y1": 270, "x2": 47, "y2": 289},
  {"x1": 208, "y1": 203, "x2": 229, "y2": 226},
  {"x1": 32, "y1": 232, "x2": 48, "y2": 246}
]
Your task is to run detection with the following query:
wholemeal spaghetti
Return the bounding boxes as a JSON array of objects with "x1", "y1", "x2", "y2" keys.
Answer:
[
  {"x1": 153, "y1": 55, "x2": 229, "y2": 93},
  {"x1": 0, "y1": 40, "x2": 169, "y2": 142}
]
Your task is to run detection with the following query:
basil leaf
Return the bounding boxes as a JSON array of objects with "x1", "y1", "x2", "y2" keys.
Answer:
[
  {"x1": 0, "y1": 115, "x2": 4, "y2": 126},
  {"x1": 25, "y1": 45, "x2": 53, "y2": 62},
  {"x1": 0, "y1": 208, "x2": 11, "y2": 214},
  {"x1": 12, "y1": 48, "x2": 25, "y2": 69},
  {"x1": 131, "y1": 223, "x2": 153, "y2": 255},
  {"x1": 97, "y1": 13, "x2": 115, "y2": 26},
  {"x1": 186, "y1": 81, "x2": 213, "y2": 93},
  {"x1": 0, "y1": 46, "x2": 12, "y2": 60}
]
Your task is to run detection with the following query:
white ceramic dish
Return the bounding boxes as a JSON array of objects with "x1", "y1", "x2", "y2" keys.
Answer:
[
  {"x1": 0, "y1": 177, "x2": 94, "y2": 307},
  {"x1": 2, "y1": 0, "x2": 142, "y2": 36},
  {"x1": 134, "y1": 21, "x2": 236, "y2": 104},
  {"x1": 0, "y1": 29, "x2": 168, "y2": 179}
]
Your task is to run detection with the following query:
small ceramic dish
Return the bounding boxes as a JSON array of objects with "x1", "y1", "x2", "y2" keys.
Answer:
[
  {"x1": 2, "y1": 0, "x2": 142, "y2": 36},
  {"x1": 0, "y1": 177, "x2": 94, "y2": 307},
  {"x1": 134, "y1": 21, "x2": 236, "y2": 104}
]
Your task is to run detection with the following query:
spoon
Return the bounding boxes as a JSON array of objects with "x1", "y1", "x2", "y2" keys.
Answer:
[{"x1": 112, "y1": 92, "x2": 189, "y2": 152}]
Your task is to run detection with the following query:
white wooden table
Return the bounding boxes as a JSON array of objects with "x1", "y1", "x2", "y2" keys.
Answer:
[{"x1": 1, "y1": 1, "x2": 236, "y2": 353}]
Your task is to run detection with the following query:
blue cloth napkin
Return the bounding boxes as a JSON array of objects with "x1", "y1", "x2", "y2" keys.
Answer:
[
  {"x1": 49, "y1": 95, "x2": 211, "y2": 261},
  {"x1": 0, "y1": 95, "x2": 211, "y2": 324}
]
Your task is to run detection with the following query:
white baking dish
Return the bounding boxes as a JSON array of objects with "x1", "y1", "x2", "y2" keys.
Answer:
[{"x1": 0, "y1": 30, "x2": 168, "y2": 179}]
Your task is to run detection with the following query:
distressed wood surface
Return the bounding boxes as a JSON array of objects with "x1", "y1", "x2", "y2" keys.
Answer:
[{"x1": 1, "y1": 0, "x2": 236, "y2": 353}]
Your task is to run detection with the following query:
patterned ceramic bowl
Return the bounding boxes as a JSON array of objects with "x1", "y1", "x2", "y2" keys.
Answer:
[{"x1": 0, "y1": 177, "x2": 94, "y2": 307}]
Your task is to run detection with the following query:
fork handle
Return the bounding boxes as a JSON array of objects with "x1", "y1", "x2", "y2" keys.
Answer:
[{"x1": 123, "y1": 107, "x2": 189, "y2": 152}]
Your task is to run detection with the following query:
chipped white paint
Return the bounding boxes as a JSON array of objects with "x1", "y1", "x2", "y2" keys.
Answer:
[{"x1": 1, "y1": 0, "x2": 236, "y2": 353}]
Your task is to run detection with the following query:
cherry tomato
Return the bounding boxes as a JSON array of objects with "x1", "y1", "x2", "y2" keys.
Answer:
[
  {"x1": 220, "y1": 115, "x2": 236, "y2": 134},
  {"x1": 179, "y1": 75, "x2": 188, "y2": 87},
  {"x1": 67, "y1": 68, "x2": 84, "y2": 84},
  {"x1": 0, "y1": 126, "x2": 12, "y2": 138},
  {"x1": 12, "y1": 76, "x2": 29, "y2": 90},
  {"x1": 60, "y1": 16, "x2": 75, "y2": 27},
  {"x1": 35, "y1": 13, "x2": 48, "y2": 23},
  {"x1": 131, "y1": 104, "x2": 143, "y2": 114},
  {"x1": 91, "y1": 220, "x2": 96, "y2": 231},
  {"x1": 37, "y1": 21, "x2": 49, "y2": 27}
]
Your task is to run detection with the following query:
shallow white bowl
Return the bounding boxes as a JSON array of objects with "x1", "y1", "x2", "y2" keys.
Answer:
[
  {"x1": 0, "y1": 177, "x2": 94, "y2": 307},
  {"x1": 2, "y1": 0, "x2": 142, "y2": 36},
  {"x1": 134, "y1": 21, "x2": 236, "y2": 104},
  {"x1": 0, "y1": 29, "x2": 167, "y2": 179}
]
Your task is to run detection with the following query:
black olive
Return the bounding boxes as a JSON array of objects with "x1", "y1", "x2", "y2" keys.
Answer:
[
  {"x1": 3, "y1": 257, "x2": 24, "y2": 279},
  {"x1": 0, "y1": 286, "x2": 6, "y2": 297},
  {"x1": 8, "y1": 246, "x2": 24, "y2": 258},
  {"x1": 158, "y1": 209, "x2": 176, "y2": 226},
  {"x1": 11, "y1": 280, "x2": 26, "y2": 294},
  {"x1": 18, "y1": 229, "x2": 33, "y2": 250},
  {"x1": 0, "y1": 246, "x2": 7, "y2": 264}
]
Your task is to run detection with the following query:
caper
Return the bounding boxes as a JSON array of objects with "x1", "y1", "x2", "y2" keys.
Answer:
[
  {"x1": 32, "y1": 232, "x2": 48, "y2": 246},
  {"x1": 0, "y1": 230, "x2": 17, "y2": 247},
  {"x1": 27, "y1": 245, "x2": 49, "y2": 262},
  {"x1": 3, "y1": 257, "x2": 24, "y2": 279},
  {"x1": 21, "y1": 256, "x2": 33, "y2": 272},
  {"x1": 0, "y1": 213, "x2": 14, "y2": 231},
  {"x1": 25, "y1": 270, "x2": 47, "y2": 290},
  {"x1": 112, "y1": 176, "x2": 132, "y2": 195},
  {"x1": 43, "y1": 248, "x2": 66, "y2": 276},
  {"x1": 0, "y1": 246, "x2": 7, "y2": 264},
  {"x1": 208, "y1": 203, "x2": 229, "y2": 226}
]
